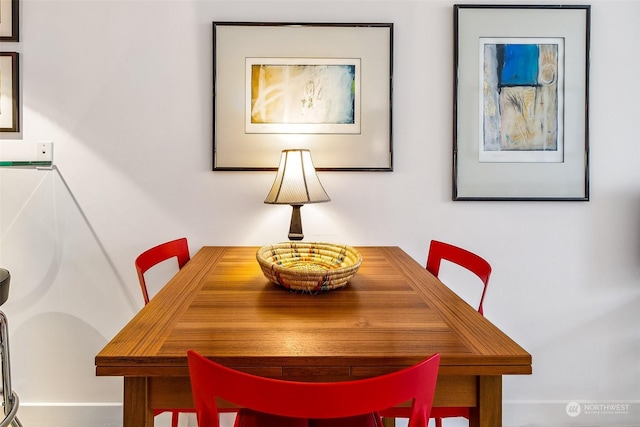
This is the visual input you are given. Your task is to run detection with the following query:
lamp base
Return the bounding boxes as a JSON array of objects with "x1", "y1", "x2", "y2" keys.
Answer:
[{"x1": 288, "y1": 205, "x2": 304, "y2": 241}]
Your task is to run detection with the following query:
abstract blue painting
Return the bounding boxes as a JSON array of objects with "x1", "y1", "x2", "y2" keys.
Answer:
[{"x1": 481, "y1": 37, "x2": 564, "y2": 163}]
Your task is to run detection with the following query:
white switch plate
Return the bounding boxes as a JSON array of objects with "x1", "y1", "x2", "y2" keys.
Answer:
[{"x1": 36, "y1": 142, "x2": 53, "y2": 162}]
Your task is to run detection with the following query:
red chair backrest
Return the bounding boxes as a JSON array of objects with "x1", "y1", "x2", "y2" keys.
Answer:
[
  {"x1": 187, "y1": 350, "x2": 440, "y2": 427},
  {"x1": 135, "y1": 238, "x2": 190, "y2": 305},
  {"x1": 426, "y1": 240, "x2": 491, "y2": 315}
]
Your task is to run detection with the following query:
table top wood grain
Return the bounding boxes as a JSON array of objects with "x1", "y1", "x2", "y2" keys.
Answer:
[{"x1": 96, "y1": 246, "x2": 531, "y2": 380}]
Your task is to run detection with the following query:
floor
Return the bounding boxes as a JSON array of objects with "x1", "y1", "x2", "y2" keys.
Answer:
[{"x1": 154, "y1": 413, "x2": 468, "y2": 427}]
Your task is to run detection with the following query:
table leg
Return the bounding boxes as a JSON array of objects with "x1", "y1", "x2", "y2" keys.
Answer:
[
  {"x1": 469, "y1": 376, "x2": 501, "y2": 427},
  {"x1": 124, "y1": 377, "x2": 154, "y2": 427}
]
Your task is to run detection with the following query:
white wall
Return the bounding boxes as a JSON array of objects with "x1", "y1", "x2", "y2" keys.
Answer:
[{"x1": 1, "y1": 0, "x2": 639, "y2": 426}]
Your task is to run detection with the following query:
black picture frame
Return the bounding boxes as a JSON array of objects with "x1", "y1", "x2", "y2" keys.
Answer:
[
  {"x1": 0, "y1": 52, "x2": 19, "y2": 132},
  {"x1": 212, "y1": 22, "x2": 394, "y2": 171},
  {"x1": 0, "y1": 0, "x2": 19, "y2": 42},
  {"x1": 453, "y1": 5, "x2": 590, "y2": 201}
]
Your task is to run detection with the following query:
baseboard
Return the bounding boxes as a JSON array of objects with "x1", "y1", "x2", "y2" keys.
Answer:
[
  {"x1": 14, "y1": 401, "x2": 639, "y2": 427},
  {"x1": 390, "y1": 402, "x2": 639, "y2": 427},
  {"x1": 16, "y1": 403, "x2": 123, "y2": 427},
  {"x1": 16, "y1": 403, "x2": 236, "y2": 427},
  {"x1": 503, "y1": 400, "x2": 640, "y2": 427}
]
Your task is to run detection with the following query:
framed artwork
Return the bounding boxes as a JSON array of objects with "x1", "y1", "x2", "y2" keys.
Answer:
[
  {"x1": 212, "y1": 22, "x2": 393, "y2": 171},
  {"x1": 0, "y1": 0, "x2": 19, "y2": 41},
  {"x1": 0, "y1": 52, "x2": 19, "y2": 132},
  {"x1": 453, "y1": 5, "x2": 590, "y2": 201}
]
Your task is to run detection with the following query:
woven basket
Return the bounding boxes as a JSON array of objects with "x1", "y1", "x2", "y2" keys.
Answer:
[{"x1": 256, "y1": 242, "x2": 362, "y2": 292}]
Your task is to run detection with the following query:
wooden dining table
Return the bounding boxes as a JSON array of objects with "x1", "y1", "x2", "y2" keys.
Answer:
[{"x1": 95, "y1": 246, "x2": 531, "y2": 427}]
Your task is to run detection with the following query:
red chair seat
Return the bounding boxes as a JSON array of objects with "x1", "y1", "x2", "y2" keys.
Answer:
[
  {"x1": 431, "y1": 407, "x2": 469, "y2": 419},
  {"x1": 311, "y1": 414, "x2": 382, "y2": 427},
  {"x1": 235, "y1": 410, "x2": 382, "y2": 427},
  {"x1": 234, "y1": 410, "x2": 309, "y2": 427}
]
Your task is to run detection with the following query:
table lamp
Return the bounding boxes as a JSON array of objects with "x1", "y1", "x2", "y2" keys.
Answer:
[{"x1": 264, "y1": 149, "x2": 330, "y2": 240}]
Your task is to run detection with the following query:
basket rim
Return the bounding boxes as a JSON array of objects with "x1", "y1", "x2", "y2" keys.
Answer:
[{"x1": 257, "y1": 242, "x2": 362, "y2": 274}]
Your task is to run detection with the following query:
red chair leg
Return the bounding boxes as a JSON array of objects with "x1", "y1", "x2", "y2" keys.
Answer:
[
  {"x1": 435, "y1": 418, "x2": 443, "y2": 427},
  {"x1": 171, "y1": 411, "x2": 179, "y2": 427}
]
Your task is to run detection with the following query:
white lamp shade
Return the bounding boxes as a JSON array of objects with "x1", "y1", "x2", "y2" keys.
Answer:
[{"x1": 264, "y1": 149, "x2": 330, "y2": 205}]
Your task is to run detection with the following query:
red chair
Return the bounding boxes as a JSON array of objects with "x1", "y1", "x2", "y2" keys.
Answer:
[
  {"x1": 135, "y1": 237, "x2": 191, "y2": 427},
  {"x1": 426, "y1": 240, "x2": 491, "y2": 316},
  {"x1": 187, "y1": 349, "x2": 440, "y2": 427},
  {"x1": 383, "y1": 240, "x2": 491, "y2": 427},
  {"x1": 135, "y1": 237, "x2": 191, "y2": 305}
]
